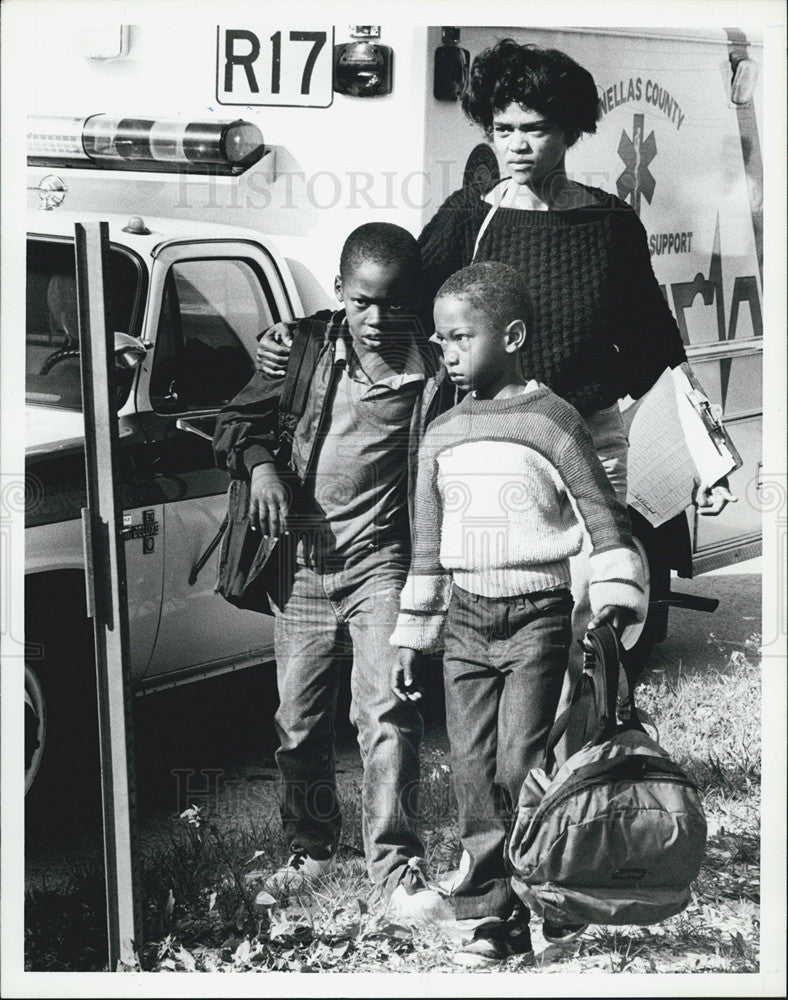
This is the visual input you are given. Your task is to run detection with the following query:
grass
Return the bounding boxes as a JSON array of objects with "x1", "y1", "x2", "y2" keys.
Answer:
[{"x1": 25, "y1": 644, "x2": 761, "y2": 974}]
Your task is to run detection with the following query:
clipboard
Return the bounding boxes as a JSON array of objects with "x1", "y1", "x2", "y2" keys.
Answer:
[
  {"x1": 623, "y1": 366, "x2": 742, "y2": 528},
  {"x1": 673, "y1": 365, "x2": 743, "y2": 474}
]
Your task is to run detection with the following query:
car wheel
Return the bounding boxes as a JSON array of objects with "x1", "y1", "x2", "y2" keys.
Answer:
[
  {"x1": 24, "y1": 664, "x2": 47, "y2": 794},
  {"x1": 24, "y1": 641, "x2": 102, "y2": 830}
]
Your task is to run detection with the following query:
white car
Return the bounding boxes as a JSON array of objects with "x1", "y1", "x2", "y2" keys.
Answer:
[{"x1": 24, "y1": 208, "x2": 303, "y2": 794}]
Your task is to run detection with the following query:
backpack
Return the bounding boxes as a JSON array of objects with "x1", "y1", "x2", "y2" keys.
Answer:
[
  {"x1": 507, "y1": 623, "x2": 707, "y2": 927},
  {"x1": 213, "y1": 319, "x2": 324, "y2": 615}
]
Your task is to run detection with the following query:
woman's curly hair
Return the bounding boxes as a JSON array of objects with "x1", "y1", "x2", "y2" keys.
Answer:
[{"x1": 462, "y1": 39, "x2": 600, "y2": 145}]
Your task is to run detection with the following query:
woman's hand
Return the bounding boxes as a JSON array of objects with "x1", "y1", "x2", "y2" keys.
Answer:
[
  {"x1": 256, "y1": 323, "x2": 294, "y2": 378},
  {"x1": 695, "y1": 476, "x2": 737, "y2": 516},
  {"x1": 249, "y1": 463, "x2": 290, "y2": 538},
  {"x1": 391, "y1": 648, "x2": 423, "y2": 702},
  {"x1": 676, "y1": 366, "x2": 737, "y2": 517}
]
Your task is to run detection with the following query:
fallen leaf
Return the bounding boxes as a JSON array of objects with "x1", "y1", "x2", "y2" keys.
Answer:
[
  {"x1": 269, "y1": 911, "x2": 296, "y2": 941},
  {"x1": 234, "y1": 938, "x2": 251, "y2": 965},
  {"x1": 208, "y1": 891, "x2": 217, "y2": 911},
  {"x1": 177, "y1": 946, "x2": 196, "y2": 972}
]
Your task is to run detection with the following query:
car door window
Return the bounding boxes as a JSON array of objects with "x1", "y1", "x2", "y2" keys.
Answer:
[
  {"x1": 150, "y1": 258, "x2": 273, "y2": 412},
  {"x1": 26, "y1": 239, "x2": 142, "y2": 411}
]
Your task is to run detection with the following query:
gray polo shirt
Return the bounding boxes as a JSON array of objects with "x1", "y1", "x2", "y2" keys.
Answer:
[{"x1": 292, "y1": 329, "x2": 426, "y2": 568}]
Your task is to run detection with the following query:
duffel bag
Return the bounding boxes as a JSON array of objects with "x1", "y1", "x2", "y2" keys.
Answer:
[
  {"x1": 213, "y1": 318, "x2": 324, "y2": 615},
  {"x1": 508, "y1": 623, "x2": 707, "y2": 927},
  {"x1": 215, "y1": 476, "x2": 296, "y2": 615}
]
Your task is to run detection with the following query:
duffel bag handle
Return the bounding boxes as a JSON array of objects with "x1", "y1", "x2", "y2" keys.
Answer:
[
  {"x1": 545, "y1": 623, "x2": 627, "y2": 765},
  {"x1": 583, "y1": 623, "x2": 621, "y2": 743}
]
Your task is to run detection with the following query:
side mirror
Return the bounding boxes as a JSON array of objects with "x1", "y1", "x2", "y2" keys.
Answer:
[{"x1": 113, "y1": 332, "x2": 147, "y2": 371}]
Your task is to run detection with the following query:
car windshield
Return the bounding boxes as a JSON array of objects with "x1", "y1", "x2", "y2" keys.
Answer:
[{"x1": 26, "y1": 239, "x2": 142, "y2": 410}]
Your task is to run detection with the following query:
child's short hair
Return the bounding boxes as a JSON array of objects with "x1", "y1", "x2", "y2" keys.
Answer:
[
  {"x1": 339, "y1": 222, "x2": 421, "y2": 279},
  {"x1": 436, "y1": 262, "x2": 533, "y2": 331}
]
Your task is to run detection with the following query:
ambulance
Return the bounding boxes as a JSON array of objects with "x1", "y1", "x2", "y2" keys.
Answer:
[{"x1": 21, "y1": 22, "x2": 764, "y2": 794}]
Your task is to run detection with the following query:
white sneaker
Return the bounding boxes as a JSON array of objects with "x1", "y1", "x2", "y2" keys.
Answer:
[
  {"x1": 389, "y1": 883, "x2": 456, "y2": 925},
  {"x1": 436, "y1": 849, "x2": 471, "y2": 893},
  {"x1": 388, "y1": 860, "x2": 456, "y2": 925},
  {"x1": 264, "y1": 851, "x2": 335, "y2": 893}
]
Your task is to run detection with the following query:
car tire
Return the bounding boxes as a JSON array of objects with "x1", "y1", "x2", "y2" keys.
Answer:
[
  {"x1": 24, "y1": 664, "x2": 47, "y2": 795},
  {"x1": 24, "y1": 631, "x2": 102, "y2": 828}
]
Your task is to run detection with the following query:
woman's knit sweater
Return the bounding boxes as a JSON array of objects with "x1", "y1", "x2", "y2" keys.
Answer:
[
  {"x1": 417, "y1": 184, "x2": 687, "y2": 415},
  {"x1": 389, "y1": 384, "x2": 648, "y2": 652}
]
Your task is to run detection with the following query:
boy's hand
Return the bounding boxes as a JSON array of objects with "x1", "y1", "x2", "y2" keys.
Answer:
[
  {"x1": 587, "y1": 605, "x2": 637, "y2": 636},
  {"x1": 256, "y1": 323, "x2": 293, "y2": 377},
  {"x1": 391, "y1": 648, "x2": 423, "y2": 702},
  {"x1": 249, "y1": 464, "x2": 289, "y2": 538}
]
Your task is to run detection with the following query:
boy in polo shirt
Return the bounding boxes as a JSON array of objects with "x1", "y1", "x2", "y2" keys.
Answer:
[{"x1": 213, "y1": 224, "x2": 452, "y2": 920}]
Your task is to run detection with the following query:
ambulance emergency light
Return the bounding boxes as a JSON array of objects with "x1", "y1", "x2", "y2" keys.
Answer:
[
  {"x1": 27, "y1": 115, "x2": 265, "y2": 175},
  {"x1": 334, "y1": 41, "x2": 393, "y2": 97}
]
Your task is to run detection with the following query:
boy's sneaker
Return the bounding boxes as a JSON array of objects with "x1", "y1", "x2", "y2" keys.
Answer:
[
  {"x1": 542, "y1": 918, "x2": 588, "y2": 946},
  {"x1": 453, "y1": 916, "x2": 534, "y2": 968},
  {"x1": 435, "y1": 849, "x2": 471, "y2": 894},
  {"x1": 264, "y1": 851, "x2": 335, "y2": 893},
  {"x1": 388, "y1": 858, "x2": 455, "y2": 925}
]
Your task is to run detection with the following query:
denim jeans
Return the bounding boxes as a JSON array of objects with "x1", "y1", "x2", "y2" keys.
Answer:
[
  {"x1": 442, "y1": 583, "x2": 573, "y2": 919},
  {"x1": 272, "y1": 543, "x2": 423, "y2": 892}
]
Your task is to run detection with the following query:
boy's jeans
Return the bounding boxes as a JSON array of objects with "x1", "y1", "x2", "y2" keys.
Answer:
[
  {"x1": 272, "y1": 543, "x2": 424, "y2": 893},
  {"x1": 443, "y1": 583, "x2": 573, "y2": 919}
]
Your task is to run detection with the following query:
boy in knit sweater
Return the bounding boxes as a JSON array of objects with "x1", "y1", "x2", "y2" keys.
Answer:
[{"x1": 389, "y1": 262, "x2": 648, "y2": 965}]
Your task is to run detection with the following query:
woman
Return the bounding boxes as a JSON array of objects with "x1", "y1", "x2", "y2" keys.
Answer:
[{"x1": 419, "y1": 41, "x2": 729, "y2": 500}]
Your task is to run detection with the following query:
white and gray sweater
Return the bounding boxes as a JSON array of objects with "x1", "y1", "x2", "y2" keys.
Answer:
[{"x1": 390, "y1": 383, "x2": 647, "y2": 651}]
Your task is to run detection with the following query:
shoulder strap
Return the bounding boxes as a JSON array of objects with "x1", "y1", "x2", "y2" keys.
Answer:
[
  {"x1": 276, "y1": 313, "x2": 338, "y2": 442},
  {"x1": 472, "y1": 178, "x2": 510, "y2": 261},
  {"x1": 278, "y1": 322, "x2": 314, "y2": 425}
]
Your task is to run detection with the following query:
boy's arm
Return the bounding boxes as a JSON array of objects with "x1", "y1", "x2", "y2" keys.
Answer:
[
  {"x1": 557, "y1": 424, "x2": 648, "y2": 626},
  {"x1": 389, "y1": 433, "x2": 452, "y2": 653},
  {"x1": 214, "y1": 313, "x2": 326, "y2": 477},
  {"x1": 212, "y1": 369, "x2": 283, "y2": 480},
  {"x1": 256, "y1": 310, "x2": 333, "y2": 378},
  {"x1": 213, "y1": 371, "x2": 293, "y2": 536}
]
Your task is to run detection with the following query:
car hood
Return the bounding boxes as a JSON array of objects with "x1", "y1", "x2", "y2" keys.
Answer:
[{"x1": 25, "y1": 406, "x2": 85, "y2": 455}]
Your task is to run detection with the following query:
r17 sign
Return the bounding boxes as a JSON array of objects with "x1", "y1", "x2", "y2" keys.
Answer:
[{"x1": 217, "y1": 26, "x2": 334, "y2": 108}]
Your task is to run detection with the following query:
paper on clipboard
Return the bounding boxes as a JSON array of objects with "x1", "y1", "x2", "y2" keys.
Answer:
[{"x1": 623, "y1": 367, "x2": 740, "y2": 528}]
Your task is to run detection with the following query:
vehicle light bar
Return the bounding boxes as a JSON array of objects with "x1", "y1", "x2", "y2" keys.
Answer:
[{"x1": 27, "y1": 114, "x2": 265, "y2": 175}]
